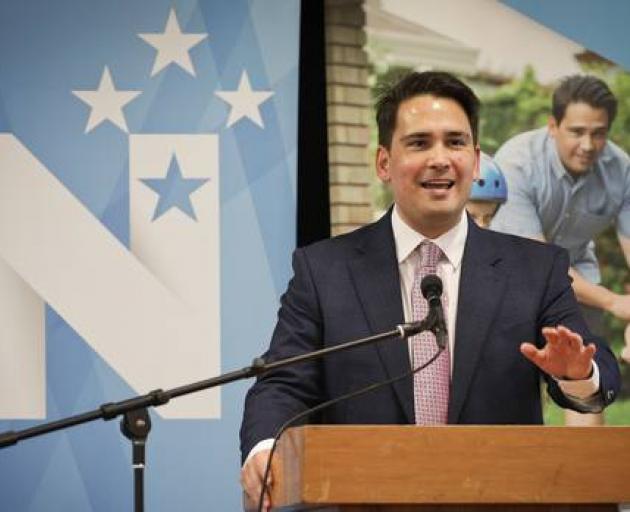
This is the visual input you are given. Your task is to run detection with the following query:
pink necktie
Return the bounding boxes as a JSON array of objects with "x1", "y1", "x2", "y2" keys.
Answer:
[{"x1": 411, "y1": 241, "x2": 450, "y2": 425}]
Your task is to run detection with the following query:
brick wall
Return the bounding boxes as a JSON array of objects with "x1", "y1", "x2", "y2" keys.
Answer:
[{"x1": 325, "y1": 0, "x2": 373, "y2": 236}]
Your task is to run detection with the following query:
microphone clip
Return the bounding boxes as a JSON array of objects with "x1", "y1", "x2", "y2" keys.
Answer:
[{"x1": 398, "y1": 311, "x2": 448, "y2": 350}]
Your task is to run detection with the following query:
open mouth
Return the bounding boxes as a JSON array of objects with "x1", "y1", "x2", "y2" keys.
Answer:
[{"x1": 420, "y1": 179, "x2": 455, "y2": 190}]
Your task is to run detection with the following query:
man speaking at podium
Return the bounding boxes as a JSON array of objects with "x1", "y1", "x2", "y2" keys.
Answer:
[{"x1": 239, "y1": 71, "x2": 621, "y2": 510}]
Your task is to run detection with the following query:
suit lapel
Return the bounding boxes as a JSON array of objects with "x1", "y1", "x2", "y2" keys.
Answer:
[
  {"x1": 347, "y1": 213, "x2": 414, "y2": 423},
  {"x1": 448, "y1": 219, "x2": 507, "y2": 423}
]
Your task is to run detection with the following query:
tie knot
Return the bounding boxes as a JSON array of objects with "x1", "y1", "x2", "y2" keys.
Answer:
[{"x1": 417, "y1": 241, "x2": 442, "y2": 269}]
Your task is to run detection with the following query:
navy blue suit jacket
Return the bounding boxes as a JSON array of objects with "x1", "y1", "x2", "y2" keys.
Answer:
[{"x1": 240, "y1": 212, "x2": 620, "y2": 459}]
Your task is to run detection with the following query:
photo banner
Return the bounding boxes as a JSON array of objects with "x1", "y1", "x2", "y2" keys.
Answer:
[{"x1": 0, "y1": 1, "x2": 299, "y2": 510}]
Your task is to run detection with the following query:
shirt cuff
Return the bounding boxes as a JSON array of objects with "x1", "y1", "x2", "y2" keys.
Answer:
[
  {"x1": 554, "y1": 361, "x2": 600, "y2": 399},
  {"x1": 243, "y1": 438, "x2": 275, "y2": 467}
]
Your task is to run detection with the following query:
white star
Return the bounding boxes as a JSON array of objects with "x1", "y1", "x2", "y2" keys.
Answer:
[
  {"x1": 72, "y1": 67, "x2": 141, "y2": 133},
  {"x1": 215, "y1": 71, "x2": 274, "y2": 128},
  {"x1": 138, "y1": 8, "x2": 207, "y2": 77}
]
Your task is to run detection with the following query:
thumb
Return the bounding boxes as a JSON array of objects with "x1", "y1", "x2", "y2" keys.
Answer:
[{"x1": 520, "y1": 342, "x2": 538, "y2": 361}]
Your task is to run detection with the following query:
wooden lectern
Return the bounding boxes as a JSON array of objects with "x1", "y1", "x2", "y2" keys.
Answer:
[{"x1": 267, "y1": 425, "x2": 630, "y2": 511}]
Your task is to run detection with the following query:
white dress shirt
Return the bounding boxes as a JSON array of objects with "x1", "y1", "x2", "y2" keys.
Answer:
[{"x1": 391, "y1": 204, "x2": 465, "y2": 370}]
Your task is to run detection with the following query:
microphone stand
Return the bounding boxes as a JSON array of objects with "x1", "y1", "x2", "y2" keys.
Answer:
[{"x1": 0, "y1": 318, "x2": 440, "y2": 512}]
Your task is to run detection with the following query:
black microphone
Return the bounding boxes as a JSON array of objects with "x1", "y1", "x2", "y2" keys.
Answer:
[{"x1": 420, "y1": 274, "x2": 448, "y2": 350}]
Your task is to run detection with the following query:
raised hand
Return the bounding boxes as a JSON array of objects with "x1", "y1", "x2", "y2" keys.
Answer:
[{"x1": 520, "y1": 325, "x2": 595, "y2": 380}]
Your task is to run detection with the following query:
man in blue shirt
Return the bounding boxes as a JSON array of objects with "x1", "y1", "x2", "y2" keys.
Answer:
[{"x1": 491, "y1": 75, "x2": 630, "y2": 425}]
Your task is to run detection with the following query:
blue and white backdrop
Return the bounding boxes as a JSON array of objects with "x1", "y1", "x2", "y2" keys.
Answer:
[{"x1": 0, "y1": 1, "x2": 299, "y2": 510}]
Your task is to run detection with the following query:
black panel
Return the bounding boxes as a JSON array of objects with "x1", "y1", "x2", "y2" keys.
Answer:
[{"x1": 297, "y1": 0, "x2": 330, "y2": 247}]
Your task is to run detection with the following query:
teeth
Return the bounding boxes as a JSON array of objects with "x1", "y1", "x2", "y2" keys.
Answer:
[{"x1": 421, "y1": 181, "x2": 454, "y2": 189}]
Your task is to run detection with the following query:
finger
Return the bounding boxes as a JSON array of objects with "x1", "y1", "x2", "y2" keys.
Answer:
[
  {"x1": 242, "y1": 483, "x2": 269, "y2": 512},
  {"x1": 556, "y1": 324, "x2": 580, "y2": 339},
  {"x1": 252, "y1": 451, "x2": 273, "y2": 478},
  {"x1": 556, "y1": 325, "x2": 584, "y2": 349},
  {"x1": 254, "y1": 453, "x2": 274, "y2": 509},
  {"x1": 520, "y1": 342, "x2": 544, "y2": 365},
  {"x1": 581, "y1": 343, "x2": 597, "y2": 360},
  {"x1": 262, "y1": 493, "x2": 271, "y2": 512},
  {"x1": 255, "y1": 456, "x2": 273, "y2": 486},
  {"x1": 247, "y1": 476, "x2": 270, "y2": 512},
  {"x1": 541, "y1": 327, "x2": 560, "y2": 346},
  {"x1": 240, "y1": 466, "x2": 263, "y2": 505},
  {"x1": 554, "y1": 331, "x2": 579, "y2": 352},
  {"x1": 568, "y1": 334, "x2": 581, "y2": 351},
  {"x1": 257, "y1": 454, "x2": 273, "y2": 493},
  {"x1": 241, "y1": 454, "x2": 273, "y2": 508},
  {"x1": 259, "y1": 485, "x2": 271, "y2": 512}
]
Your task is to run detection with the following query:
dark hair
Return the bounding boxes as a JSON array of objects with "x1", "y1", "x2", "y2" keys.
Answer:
[
  {"x1": 552, "y1": 75, "x2": 617, "y2": 127},
  {"x1": 375, "y1": 71, "x2": 480, "y2": 148}
]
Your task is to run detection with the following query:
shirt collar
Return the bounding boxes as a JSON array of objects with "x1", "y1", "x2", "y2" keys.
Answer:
[{"x1": 391, "y1": 204, "x2": 468, "y2": 269}]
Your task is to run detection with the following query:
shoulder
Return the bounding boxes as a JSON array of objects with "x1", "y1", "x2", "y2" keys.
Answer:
[
  {"x1": 474, "y1": 223, "x2": 567, "y2": 265},
  {"x1": 496, "y1": 128, "x2": 546, "y2": 156},
  {"x1": 495, "y1": 128, "x2": 550, "y2": 176},
  {"x1": 297, "y1": 213, "x2": 391, "y2": 262},
  {"x1": 601, "y1": 139, "x2": 630, "y2": 169},
  {"x1": 483, "y1": 226, "x2": 559, "y2": 250}
]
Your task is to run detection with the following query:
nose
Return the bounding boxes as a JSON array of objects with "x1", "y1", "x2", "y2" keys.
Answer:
[
  {"x1": 427, "y1": 142, "x2": 450, "y2": 170},
  {"x1": 580, "y1": 135, "x2": 594, "y2": 152}
]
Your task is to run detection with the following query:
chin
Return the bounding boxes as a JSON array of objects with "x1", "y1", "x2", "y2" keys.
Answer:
[
  {"x1": 423, "y1": 209, "x2": 461, "y2": 224},
  {"x1": 569, "y1": 164, "x2": 591, "y2": 175},
  {"x1": 567, "y1": 157, "x2": 594, "y2": 174}
]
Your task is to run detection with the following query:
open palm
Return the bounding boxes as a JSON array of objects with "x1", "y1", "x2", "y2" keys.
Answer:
[{"x1": 520, "y1": 325, "x2": 595, "y2": 380}]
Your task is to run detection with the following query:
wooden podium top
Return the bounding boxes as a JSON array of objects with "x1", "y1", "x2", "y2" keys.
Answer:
[{"x1": 269, "y1": 425, "x2": 630, "y2": 511}]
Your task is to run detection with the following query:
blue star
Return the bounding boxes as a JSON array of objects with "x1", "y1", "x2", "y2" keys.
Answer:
[{"x1": 141, "y1": 155, "x2": 209, "y2": 221}]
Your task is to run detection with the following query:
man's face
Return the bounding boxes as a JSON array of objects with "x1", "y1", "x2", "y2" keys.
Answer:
[
  {"x1": 549, "y1": 102, "x2": 609, "y2": 176},
  {"x1": 376, "y1": 94, "x2": 479, "y2": 238}
]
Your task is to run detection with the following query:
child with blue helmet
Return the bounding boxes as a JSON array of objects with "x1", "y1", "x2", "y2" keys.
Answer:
[{"x1": 466, "y1": 152, "x2": 507, "y2": 228}]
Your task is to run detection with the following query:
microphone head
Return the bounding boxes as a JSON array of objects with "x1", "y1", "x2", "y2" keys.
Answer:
[{"x1": 420, "y1": 274, "x2": 443, "y2": 300}]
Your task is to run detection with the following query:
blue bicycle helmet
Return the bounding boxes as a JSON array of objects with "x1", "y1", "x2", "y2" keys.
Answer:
[{"x1": 470, "y1": 153, "x2": 507, "y2": 203}]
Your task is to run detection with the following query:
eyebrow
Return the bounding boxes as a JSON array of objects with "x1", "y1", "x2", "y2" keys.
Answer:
[
  {"x1": 399, "y1": 131, "x2": 472, "y2": 142},
  {"x1": 566, "y1": 123, "x2": 608, "y2": 131}
]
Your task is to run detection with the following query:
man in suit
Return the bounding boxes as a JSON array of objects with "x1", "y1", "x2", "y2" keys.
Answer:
[{"x1": 239, "y1": 71, "x2": 621, "y2": 510}]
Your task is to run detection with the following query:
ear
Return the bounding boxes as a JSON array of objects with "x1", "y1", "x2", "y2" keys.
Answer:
[
  {"x1": 547, "y1": 115, "x2": 558, "y2": 137},
  {"x1": 376, "y1": 145, "x2": 391, "y2": 183},
  {"x1": 473, "y1": 145, "x2": 481, "y2": 180}
]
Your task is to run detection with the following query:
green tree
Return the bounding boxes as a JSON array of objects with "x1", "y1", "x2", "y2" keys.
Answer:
[{"x1": 479, "y1": 66, "x2": 551, "y2": 155}]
